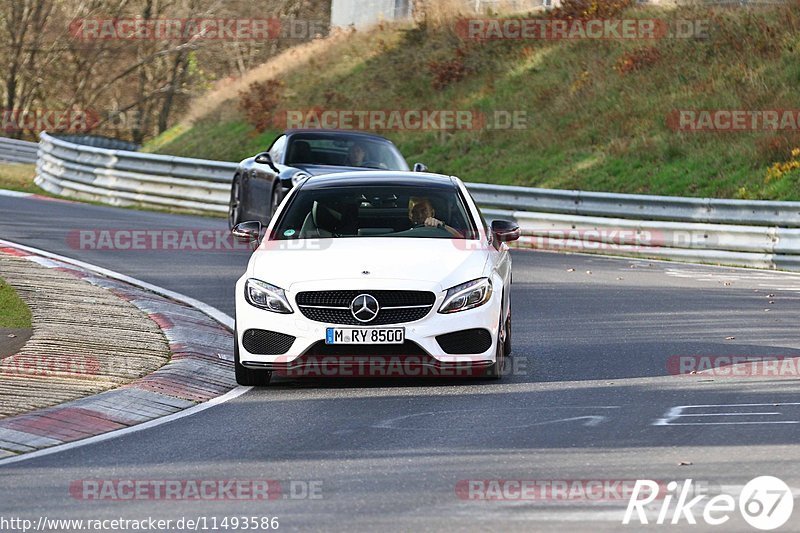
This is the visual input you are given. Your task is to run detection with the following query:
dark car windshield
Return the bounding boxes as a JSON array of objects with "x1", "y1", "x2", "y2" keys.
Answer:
[
  {"x1": 273, "y1": 184, "x2": 477, "y2": 240},
  {"x1": 284, "y1": 133, "x2": 409, "y2": 170}
]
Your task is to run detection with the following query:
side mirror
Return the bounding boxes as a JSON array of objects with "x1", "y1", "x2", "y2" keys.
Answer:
[
  {"x1": 232, "y1": 221, "x2": 263, "y2": 243},
  {"x1": 413, "y1": 162, "x2": 428, "y2": 173},
  {"x1": 254, "y1": 152, "x2": 279, "y2": 172},
  {"x1": 491, "y1": 220, "x2": 520, "y2": 242}
]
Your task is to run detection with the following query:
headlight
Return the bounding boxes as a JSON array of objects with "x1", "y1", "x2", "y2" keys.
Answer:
[
  {"x1": 245, "y1": 279, "x2": 293, "y2": 314},
  {"x1": 439, "y1": 278, "x2": 492, "y2": 314},
  {"x1": 291, "y1": 171, "x2": 310, "y2": 186}
]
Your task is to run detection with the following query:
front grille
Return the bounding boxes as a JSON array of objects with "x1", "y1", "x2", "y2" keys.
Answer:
[
  {"x1": 436, "y1": 329, "x2": 492, "y2": 355},
  {"x1": 297, "y1": 290, "x2": 435, "y2": 307},
  {"x1": 299, "y1": 307, "x2": 431, "y2": 326},
  {"x1": 242, "y1": 329, "x2": 295, "y2": 355},
  {"x1": 296, "y1": 290, "x2": 435, "y2": 325}
]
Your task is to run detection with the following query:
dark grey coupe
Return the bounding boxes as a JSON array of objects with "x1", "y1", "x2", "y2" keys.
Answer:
[{"x1": 228, "y1": 130, "x2": 420, "y2": 228}]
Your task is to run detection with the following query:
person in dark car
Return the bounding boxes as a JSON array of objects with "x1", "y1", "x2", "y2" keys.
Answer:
[{"x1": 346, "y1": 142, "x2": 368, "y2": 167}]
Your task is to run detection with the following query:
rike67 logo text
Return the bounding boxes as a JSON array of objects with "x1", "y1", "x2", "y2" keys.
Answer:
[{"x1": 624, "y1": 477, "x2": 794, "y2": 530}]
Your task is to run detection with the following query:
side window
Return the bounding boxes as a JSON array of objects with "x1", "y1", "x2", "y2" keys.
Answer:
[
  {"x1": 269, "y1": 135, "x2": 287, "y2": 163},
  {"x1": 477, "y1": 206, "x2": 490, "y2": 235},
  {"x1": 467, "y1": 190, "x2": 496, "y2": 246},
  {"x1": 465, "y1": 190, "x2": 490, "y2": 236}
]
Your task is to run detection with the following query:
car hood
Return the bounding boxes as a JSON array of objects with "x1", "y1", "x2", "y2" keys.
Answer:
[
  {"x1": 295, "y1": 164, "x2": 408, "y2": 175},
  {"x1": 249, "y1": 237, "x2": 490, "y2": 291}
]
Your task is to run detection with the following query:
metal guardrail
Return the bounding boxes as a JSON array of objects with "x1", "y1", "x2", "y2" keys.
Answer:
[
  {"x1": 35, "y1": 132, "x2": 235, "y2": 213},
  {"x1": 32, "y1": 131, "x2": 800, "y2": 272},
  {"x1": 483, "y1": 209, "x2": 800, "y2": 272},
  {"x1": 0, "y1": 137, "x2": 38, "y2": 164},
  {"x1": 467, "y1": 183, "x2": 800, "y2": 228}
]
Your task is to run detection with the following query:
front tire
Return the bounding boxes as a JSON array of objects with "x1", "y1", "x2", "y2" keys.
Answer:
[
  {"x1": 234, "y1": 329, "x2": 272, "y2": 386},
  {"x1": 487, "y1": 314, "x2": 507, "y2": 380},
  {"x1": 504, "y1": 313, "x2": 512, "y2": 356}
]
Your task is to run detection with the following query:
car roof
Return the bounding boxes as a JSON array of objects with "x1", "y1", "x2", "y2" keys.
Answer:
[
  {"x1": 300, "y1": 171, "x2": 457, "y2": 190},
  {"x1": 284, "y1": 129, "x2": 395, "y2": 142}
]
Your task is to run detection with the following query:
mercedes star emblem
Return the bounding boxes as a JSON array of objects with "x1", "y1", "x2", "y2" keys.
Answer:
[{"x1": 351, "y1": 294, "x2": 379, "y2": 323}]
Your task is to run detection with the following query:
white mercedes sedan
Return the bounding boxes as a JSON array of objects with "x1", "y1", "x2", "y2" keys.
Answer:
[{"x1": 231, "y1": 171, "x2": 519, "y2": 386}]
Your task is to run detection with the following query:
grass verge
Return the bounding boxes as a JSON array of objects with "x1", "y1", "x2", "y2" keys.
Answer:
[
  {"x1": 0, "y1": 278, "x2": 32, "y2": 329},
  {"x1": 0, "y1": 164, "x2": 43, "y2": 194},
  {"x1": 147, "y1": 3, "x2": 800, "y2": 200}
]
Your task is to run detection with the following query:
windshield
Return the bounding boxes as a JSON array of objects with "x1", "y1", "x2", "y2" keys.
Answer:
[
  {"x1": 273, "y1": 184, "x2": 478, "y2": 240},
  {"x1": 284, "y1": 133, "x2": 409, "y2": 170}
]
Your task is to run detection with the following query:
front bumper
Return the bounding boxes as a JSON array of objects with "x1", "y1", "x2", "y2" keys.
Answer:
[{"x1": 235, "y1": 276, "x2": 501, "y2": 374}]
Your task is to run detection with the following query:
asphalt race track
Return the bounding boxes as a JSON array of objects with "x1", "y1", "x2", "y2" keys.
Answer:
[{"x1": 1, "y1": 194, "x2": 799, "y2": 531}]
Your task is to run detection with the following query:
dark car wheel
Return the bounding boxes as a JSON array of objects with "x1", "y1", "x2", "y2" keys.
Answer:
[
  {"x1": 504, "y1": 313, "x2": 512, "y2": 356},
  {"x1": 487, "y1": 314, "x2": 507, "y2": 380},
  {"x1": 234, "y1": 328, "x2": 272, "y2": 386},
  {"x1": 228, "y1": 175, "x2": 243, "y2": 230}
]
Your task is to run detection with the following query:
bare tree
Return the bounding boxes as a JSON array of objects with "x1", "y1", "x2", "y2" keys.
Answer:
[
  {"x1": 1, "y1": 0, "x2": 54, "y2": 136},
  {"x1": 0, "y1": 0, "x2": 332, "y2": 141}
]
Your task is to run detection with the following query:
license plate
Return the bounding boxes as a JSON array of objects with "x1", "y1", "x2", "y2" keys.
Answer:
[{"x1": 325, "y1": 327, "x2": 405, "y2": 345}]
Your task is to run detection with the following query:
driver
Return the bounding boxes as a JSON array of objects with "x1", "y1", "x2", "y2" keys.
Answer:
[
  {"x1": 408, "y1": 197, "x2": 462, "y2": 237},
  {"x1": 347, "y1": 142, "x2": 368, "y2": 166}
]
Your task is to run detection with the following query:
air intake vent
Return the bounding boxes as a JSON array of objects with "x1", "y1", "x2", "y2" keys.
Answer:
[
  {"x1": 436, "y1": 329, "x2": 492, "y2": 355},
  {"x1": 242, "y1": 329, "x2": 295, "y2": 355}
]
